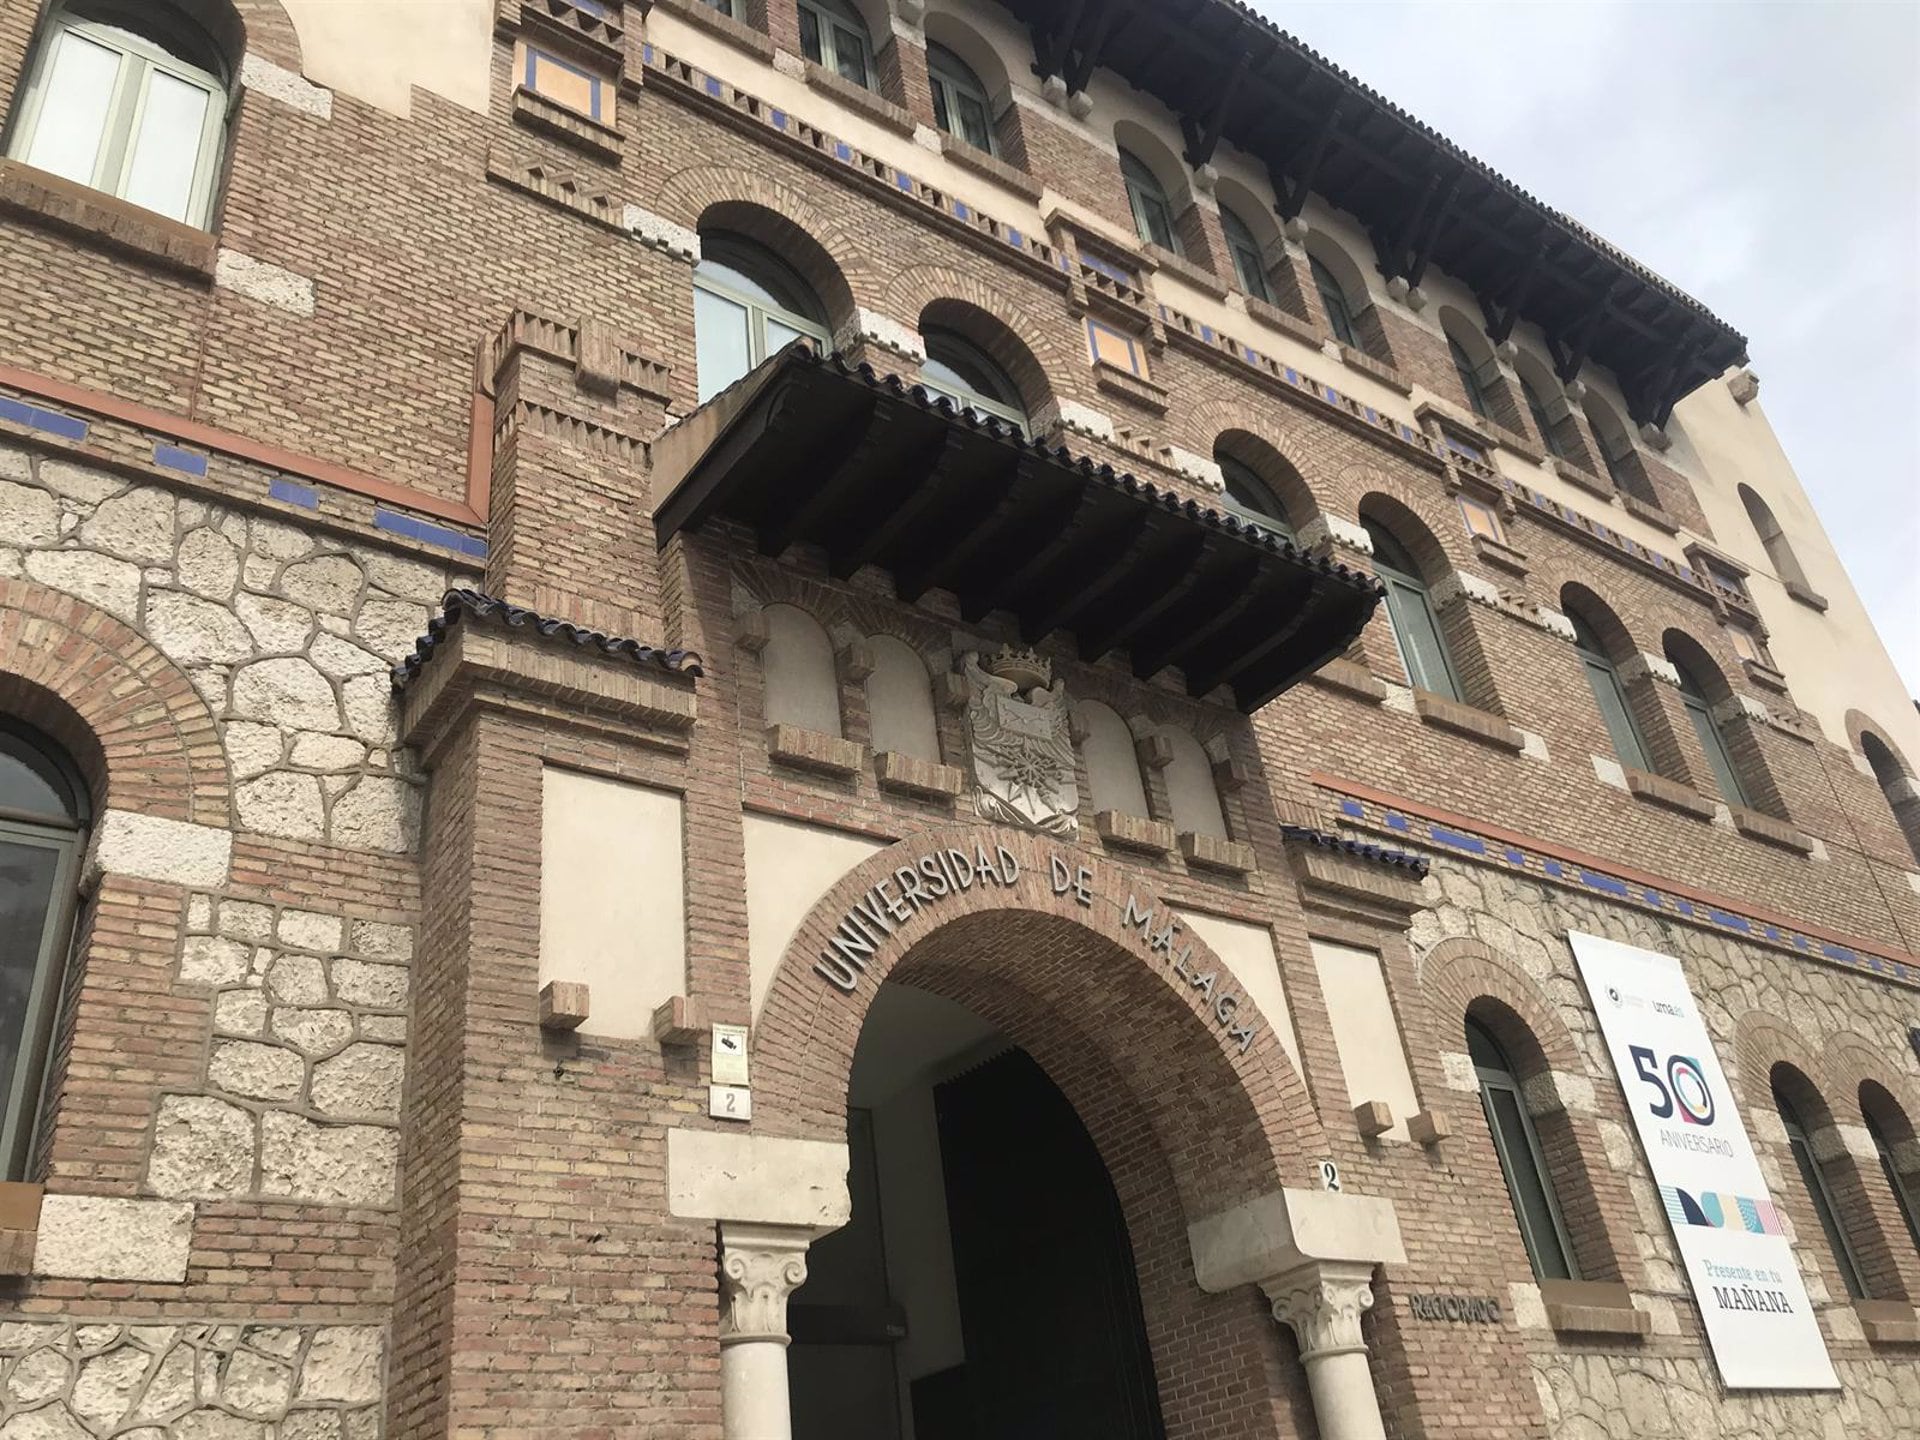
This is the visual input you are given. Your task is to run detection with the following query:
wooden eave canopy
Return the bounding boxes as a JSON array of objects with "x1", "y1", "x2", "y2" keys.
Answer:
[
  {"x1": 1009, "y1": 0, "x2": 1749, "y2": 426},
  {"x1": 651, "y1": 348, "x2": 1382, "y2": 712}
]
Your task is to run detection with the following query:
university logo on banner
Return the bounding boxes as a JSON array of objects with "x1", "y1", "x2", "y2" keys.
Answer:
[{"x1": 1569, "y1": 931, "x2": 1839, "y2": 1391}]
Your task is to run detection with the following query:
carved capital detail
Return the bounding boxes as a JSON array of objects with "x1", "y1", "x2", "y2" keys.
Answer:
[
  {"x1": 719, "y1": 1222, "x2": 814, "y2": 1346},
  {"x1": 1261, "y1": 1260, "x2": 1377, "y2": 1360}
]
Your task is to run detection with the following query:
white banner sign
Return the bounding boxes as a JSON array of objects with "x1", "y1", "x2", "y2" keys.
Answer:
[{"x1": 1569, "y1": 931, "x2": 1838, "y2": 1390}]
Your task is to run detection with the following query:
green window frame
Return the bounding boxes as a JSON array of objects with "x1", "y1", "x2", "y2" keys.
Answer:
[
  {"x1": 919, "y1": 329, "x2": 1028, "y2": 436},
  {"x1": 1310, "y1": 254, "x2": 1358, "y2": 348},
  {"x1": 7, "y1": 3, "x2": 230, "y2": 228},
  {"x1": 1568, "y1": 610, "x2": 1651, "y2": 772},
  {"x1": 1219, "y1": 205, "x2": 1271, "y2": 304},
  {"x1": 1520, "y1": 376, "x2": 1569, "y2": 459},
  {"x1": 1469, "y1": 1019, "x2": 1579, "y2": 1281},
  {"x1": 1119, "y1": 148, "x2": 1180, "y2": 254},
  {"x1": 1776, "y1": 1082, "x2": 1867, "y2": 1300},
  {"x1": 1866, "y1": 1109, "x2": 1920, "y2": 1255},
  {"x1": 927, "y1": 42, "x2": 994, "y2": 154},
  {"x1": 1366, "y1": 521, "x2": 1461, "y2": 701},
  {"x1": 1670, "y1": 653, "x2": 1750, "y2": 808},
  {"x1": 1449, "y1": 334, "x2": 1494, "y2": 419},
  {"x1": 798, "y1": 0, "x2": 872, "y2": 89},
  {"x1": 691, "y1": 235, "x2": 831, "y2": 403},
  {"x1": 1217, "y1": 455, "x2": 1292, "y2": 541},
  {"x1": 0, "y1": 725, "x2": 89, "y2": 1182}
]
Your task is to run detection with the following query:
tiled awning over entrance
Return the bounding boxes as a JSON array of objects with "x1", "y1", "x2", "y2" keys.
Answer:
[{"x1": 652, "y1": 347, "x2": 1381, "y2": 712}]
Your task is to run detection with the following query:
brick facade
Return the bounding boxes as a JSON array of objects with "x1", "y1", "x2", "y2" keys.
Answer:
[{"x1": 0, "y1": 0, "x2": 1915, "y2": 1436}]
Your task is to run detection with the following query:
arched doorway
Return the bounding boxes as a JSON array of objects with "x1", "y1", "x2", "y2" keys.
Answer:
[{"x1": 789, "y1": 979, "x2": 1167, "y2": 1439}]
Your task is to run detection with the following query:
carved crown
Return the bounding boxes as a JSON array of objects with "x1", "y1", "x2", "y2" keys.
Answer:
[{"x1": 987, "y1": 645, "x2": 1050, "y2": 691}]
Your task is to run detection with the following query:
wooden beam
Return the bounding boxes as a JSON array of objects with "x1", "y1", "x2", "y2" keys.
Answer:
[
  {"x1": 755, "y1": 395, "x2": 884, "y2": 557},
  {"x1": 1181, "y1": 48, "x2": 1249, "y2": 168},
  {"x1": 830, "y1": 428, "x2": 965, "y2": 578},
  {"x1": 1273, "y1": 100, "x2": 1343, "y2": 221}
]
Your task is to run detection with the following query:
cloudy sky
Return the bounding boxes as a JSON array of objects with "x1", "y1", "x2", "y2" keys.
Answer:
[{"x1": 1252, "y1": 0, "x2": 1919, "y2": 697}]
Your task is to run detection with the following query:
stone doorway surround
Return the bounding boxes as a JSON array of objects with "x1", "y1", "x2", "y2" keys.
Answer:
[{"x1": 670, "y1": 826, "x2": 1408, "y2": 1440}]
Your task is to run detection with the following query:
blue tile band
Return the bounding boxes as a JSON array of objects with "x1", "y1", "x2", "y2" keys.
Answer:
[
  {"x1": 154, "y1": 443, "x2": 208, "y2": 476},
  {"x1": 373, "y1": 508, "x2": 487, "y2": 558},
  {"x1": 268, "y1": 478, "x2": 318, "y2": 509},
  {"x1": 0, "y1": 395, "x2": 88, "y2": 441}
]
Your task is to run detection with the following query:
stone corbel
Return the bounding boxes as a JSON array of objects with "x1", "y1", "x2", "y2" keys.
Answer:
[
  {"x1": 720, "y1": 1222, "x2": 814, "y2": 1344},
  {"x1": 1264, "y1": 1259, "x2": 1378, "y2": 1360}
]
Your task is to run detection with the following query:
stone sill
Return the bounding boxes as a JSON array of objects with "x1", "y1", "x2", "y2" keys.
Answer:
[
  {"x1": 0, "y1": 159, "x2": 216, "y2": 279},
  {"x1": 1624, "y1": 767, "x2": 1715, "y2": 821},
  {"x1": 874, "y1": 749, "x2": 965, "y2": 800},
  {"x1": 938, "y1": 133, "x2": 1043, "y2": 202},
  {"x1": 1242, "y1": 294, "x2": 1323, "y2": 349},
  {"x1": 1856, "y1": 1299, "x2": 1920, "y2": 1347},
  {"x1": 1786, "y1": 578, "x2": 1830, "y2": 613},
  {"x1": 0, "y1": 1181, "x2": 42, "y2": 1276},
  {"x1": 766, "y1": 723, "x2": 864, "y2": 776},
  {"x1": 1619, "y1": 490, "x2": 1678, "y2": 534},
  {"x1": 1741, "y1": 657, "x2": 1790, "y2": 694},
  {"x1": 513, "y1": 88, "x2": 624, "y2": 164},
  {"x1": 1096, "y1": 809, "x2": 1175, "y2": 855},
  {"x1": 1731, "y1": 805, "x2": 1814, "y2": 855},
  {"x1": 1179, "y1": 830, "x2": 1256, "y2": 875},
  {"x1": 1305, "y1": 657, "x2": 1387, "y2": 705},
  {"x1": 1143, "y1": 242, "x2": 1229, "y2": 301},
  {"x1": 1093, "y1": 358, "x2": 1170, "y2": 414},
  {"x1": 1414, "y1": 691, "x2": 1523, "y2": 752},
  {"x1": 1552, "y1": 458, "x2": 1617, "y2": 502},
  {"x1": 1414, "y1": 398, "x2": 1499, "y2": 453},
  {"x1": 1539, "y1": 1280, "x2": 1649, "y2": 1338},
  {"x1": 1471, "y1": 532, "x2": 1529, "y2": 576},
  {"x1": 1337, "y1": 343, "x2": 1412, "y2": 395},
  {"x1": 653, "y1": 0, "x2": 776, "y2": 60},
  {"x1": 802, "y1": 60, "x2": 915, "y2": 136}
]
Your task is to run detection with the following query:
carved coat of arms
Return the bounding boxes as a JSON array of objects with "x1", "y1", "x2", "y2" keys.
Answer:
[{"x1": 962, "y1": 647, "x2": 1078, "y2": 836}]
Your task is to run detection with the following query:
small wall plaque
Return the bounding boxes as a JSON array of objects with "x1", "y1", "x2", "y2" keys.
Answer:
[
  {"x1": 712, "y1": 1024, "x2": 750, "y2": 1085},
  {"x1": 710, "y1": 1085, "x2": 752, "y2": 1122}
]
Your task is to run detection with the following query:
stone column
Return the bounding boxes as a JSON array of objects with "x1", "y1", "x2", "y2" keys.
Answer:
[
  {"x1": 718, "y1": 1221, "x2": 816, "y2": 1440},
  {"x1": 1262, "y1": 1260, "x2": 1386, "y2": 1440}
]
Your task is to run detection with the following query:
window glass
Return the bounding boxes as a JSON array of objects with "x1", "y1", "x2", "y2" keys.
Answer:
[
  {"x1": 122, "y1": 65, "x2": 211, "y2": 222},
  {"x1": 693, "y1": 288, "x2": 754, "y2": 404},
  {"x1": 24, "y1": 28, "x2": 122, "y2": 186},
  {"x1": 1520, "y1": 377, "x2": 1568, "y2": 458},
  {"x1": 693, "y1": 236, "x2": 830, "y2": 401},
  {"x1": 0, "y1": 732, "x2": 82, "y2": 824},
  {"x1": 1367, "y1": 521, "x2": 1460, "y2": 701},
  {"x1": 1469, "y1": 1018, "x2": 1578, "y2": 1281},
  {"x1": 1866, "y1": 1110, "x2": 1920, "y2": 1255},
  {"x1": 1449, "y1": 334, "x2": 1492, "y2": 418},
  {"x1": 1776, "y1": 1083, "x2": 1867, "y2": 1299},
  {"x1": 1220, "y1": 206, "x2": 1271, "y2": 303},
  {"x1": 1569, "y1": 610, "x2": 1651, "y2": 772},
  {"x1": 1671, "y1": 655, "x2": 1749, "y2": 807},
  {"x1": 1119, "y1": 149, "x2": 1179, "y2": 253},
  {"x1": 920, "y1": 330, "x2": 1027, "y2": 434},
  {"x1": 1218, "y1": 456, "x2": 1291, "y2": 539},
  {"x1": 1310, "y1": 255, "x2": 1357, "y2": 348},
  {"x1": 928, "y1": 42, "x2": 994, "y2": 153},
  {"x1": 799, "y1": 0, "x2": 871, "y2": 88}
]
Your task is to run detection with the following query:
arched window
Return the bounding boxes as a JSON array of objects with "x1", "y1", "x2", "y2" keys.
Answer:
[
  {"x1": 798, "y1": 0, "x2": 873, "y2": 88},
  {"x1": 920, "y1": 329, "x2": 1028, "y2": 435},
  {"x1": 866, "y1": 636, "x2": 940, "y2": 763},
  {"x1": 1217, "y1": 454, "x2": 1293, "y2": 540},
  {"x1": 693, "y1": 233, "x2": 830, "y2": 402},
  {"x1": 7, "y1": 0, "x2": 232, "y2": 227},
  {"x1": 1219, "y1": 205, "x2": 1271, "y2": 304},
  {"x1": 1448, "y1": 333, "x2": 1494, "y2": 420},
  {"x1": 1519, "y1": 377, "x2": 1567, "y2": 457},
  {"x1": 1119, "y1": 148, "x2": 1180, "y2": 254},
  {"x1": 1365, "y1": 518, "x2": 1460, "y2": 701},
  {"x1": 0, "y1": 724, "x2": 89, "y2": 1180},
  {"x1": 1862, "y1": 1090, "x2": 1920, "y2": 1255},
  {"x1": 1738, "y1": 484, "x2": 1811, "y2": 591},
  {"x1": 1468, "y1": 1016, "x2": 1577, "y2": 1280},
  {"x1": 761, "y1": 605, "x2": 842, "y2": 738},
  {"x1": 1774, "y1": 1073, "x2": 1867, "y2": 1299},
  {"x1": 1582, "y1": 395, "x2": 1654, "y2": 505},
  {"x1": 1158, "y1": 729, "x2": 1226, "y2": 840},
  {"x1": 1861, "y1": 732, "x2": 1920, "y2": 865},
  {"x1": 1665, "y1": 643, "x2": 1748, "y2": 808},
  {"x1": 927, "y1": 41, "x2": 994, "y2": 153},
  {"x1": 1077, "y1": 702, "x2": 1148, "y2": 819},
  {"x1": 1567, "y1": 603, "x2": 1651, "y2": 772},
  {"x1": 1309, "y1": 254, "x2": 1358, "y2": 349}
]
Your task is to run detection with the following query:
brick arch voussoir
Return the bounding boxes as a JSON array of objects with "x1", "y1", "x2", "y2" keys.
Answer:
[
  {"x1": 1731, "y1": 1008, "x2": 1832, "y2": 1116},
  {"x1": 1349, "y1": 469, "x2": 1470, "y2": 572},
  {"x1": 1823, "y1": 1031, "x2": 1920, "y2": 1129},
  {"x1": 233, "y1": 0, "x2": 303, "y2": 69},
  {"x1": 1845, "y1": 709, "x2": 1916, "y2": 779},
  {"x1": 1418, "y1": 936, "x2": 1582, "y2": 1077},
  {"x1": 751, "y1": 824, "x2": 1328, "y2": 1218},
  {"x1": 0, "y1": 580, "x2": 230, "y2": 826},
  {"x1": 884, "y1": 266, "x2": 1069, "y2": 374},
  {"x1": 1183, "y1": 400, "x2": 1327, "y2": 516},
  {"x1": 652, "y1": 165, "x2": 873, "y2": 318}
]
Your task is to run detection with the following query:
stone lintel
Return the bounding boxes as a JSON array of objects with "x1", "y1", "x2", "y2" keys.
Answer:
[
  {"x1": 89, "y1": 810, "x2": 234, "y2": 889},
  {"x1": 33, "y1": 1194, "x2": 192, "y2": 1282},
  {"x1": 1187, "y1": 1187, "x2": 1405, "y2": 1296},
  {"x1": 666, "y1": 1128, "x2": 851, "y2": 1232}
]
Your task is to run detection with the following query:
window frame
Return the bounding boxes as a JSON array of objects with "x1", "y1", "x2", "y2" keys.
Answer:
[
  {"x1": 7, "y1": 6, "x2": 229, "y2": 229},
  {"x1": 1219, "y1": 205, "x2": 1272, "y2": 304},
  {"x1": 1671, "y1": 657, "x2": 1750, "y2": 808},
  {"x1": 1469, "y1": 1018, "x2": 1580, "y2": 1282},
  {"x1": 1119, "y1": 148, "x2": 1181, "y2": 254},
  {"x1": 1865, "y1": 1108, "x2": 1920, "y2": 1256},
  {"x1": 926, "y1": 41, "x2": 995, "y2": 155},
  {"x1": 918, "y1": 328, "x2": 1028, "y2": 436},
  {"x1": 1217, "y1": 454, "x2": 1292, "y2": 541},
  {"x1": 1568, "y1": 611, "x2": 1652, "y2": 773},
  {"x1": 1367, "y1": 523, "x2": 1462, "y2": 702},
  {"x1": 1448, "y1": 333, "x2": 1494, "y2": 420},
  {"x1": 1309, "y1": 254, "x2": 1358, "y2": 348},
  {"x1": 1776, "y1": 1083, "x2": 1869, "y2": 1300},
  {"x1": 691, "y1": 236, "x2": 832, "y2": 403},
  {"x1": 797, "y1": 0, "x2": 873, "y2": 89},
  {"x1": 1520, "y1": 376, "x2": 1569, "y2": 459}
]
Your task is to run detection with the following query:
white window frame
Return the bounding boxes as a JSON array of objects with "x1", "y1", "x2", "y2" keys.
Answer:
[
  {"x1": 798, "y1": 0, "x2": 873, "y2": 90},
  {"x1": 919, "y1": 331, "x2": 1028, "y2": 436},
  {"x1": 927, "y1": 42, "x2": 995, "y2": 155},
  {"x1": 691, "y1": 241, "x2": 831, "y2": 402},
  {"x1": 1119, "y1": 149, "x2": 1181, "y2": 255},
  {"x1": 7, "y1": 8, "x2": 228, "y2": 228}
]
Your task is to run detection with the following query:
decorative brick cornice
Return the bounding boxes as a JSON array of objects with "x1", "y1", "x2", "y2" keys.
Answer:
[{"x1": 392, "y1": 589, "x2": 702, "y2": 692}]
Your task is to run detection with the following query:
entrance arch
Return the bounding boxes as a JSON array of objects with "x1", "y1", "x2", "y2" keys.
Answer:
[{"x1": 749, "y1": 827, "x2": 1337, "y2": 1439}]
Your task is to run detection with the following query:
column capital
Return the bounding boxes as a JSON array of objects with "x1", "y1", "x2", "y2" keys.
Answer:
[
  {"x1": 1261, "y1": 1259, "x2": 1378, "y2": 1360},
  {"x1": 719, "y1": 1221, "x2": 814, "y2": 1346}
]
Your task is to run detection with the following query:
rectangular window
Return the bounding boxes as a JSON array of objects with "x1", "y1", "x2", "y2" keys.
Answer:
[
  {"x1": 23, "y1": 28, "x2": 124, "y2": 187},
  {"x1": 522, "y1": 43, "x2": 607, "y2": 122},
  {"x1": 1087, "y1": 320, "x2": 1142, "y2": 376},
  {"x1": 1583, "y1": 659, "x2": 1651, "y2": 773},
  {"x1": 1458, "y1": 495, "x2": 1504, "y2": 544},
  {"x1": 694, "y1": 287, "x2": 753, "y2": 404},
  {"x1": 1684, "y1": 699, "x2": 1749, "y2": 808},
  {"x1": 1383, "y1": 578, "x2": 1459, "y2": 700},
  {"x1": 1482, "y1": 1085, "x2": 1575, "y2": 1280},
  {"x1": 122, "y1": 66, "x2": 213, "y2": 223}
]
